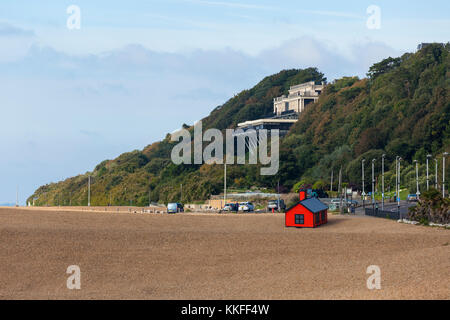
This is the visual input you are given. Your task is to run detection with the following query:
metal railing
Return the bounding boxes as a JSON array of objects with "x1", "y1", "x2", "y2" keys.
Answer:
[{"x1": 365, "y1": 208, "x2": 401, "y2": 220}]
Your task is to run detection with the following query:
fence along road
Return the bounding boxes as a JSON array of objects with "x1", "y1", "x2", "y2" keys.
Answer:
[{"x1": 363, "y1": 201, "x2": 418, "y2": 219}]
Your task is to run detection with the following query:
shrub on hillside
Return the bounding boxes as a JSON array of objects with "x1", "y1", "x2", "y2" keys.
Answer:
[{"x1": 408, "y1": 188, "x2": 450, "y2": 224}]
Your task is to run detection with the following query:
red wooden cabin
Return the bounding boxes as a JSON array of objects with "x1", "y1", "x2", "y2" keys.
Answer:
[{"x1": 285, "y1": 190, "x2": 328, "y2": 228}]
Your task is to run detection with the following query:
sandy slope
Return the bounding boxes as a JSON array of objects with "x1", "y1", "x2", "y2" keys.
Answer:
[{"x1": 0, "y1": 208, "x2": 448, "y2": 299}]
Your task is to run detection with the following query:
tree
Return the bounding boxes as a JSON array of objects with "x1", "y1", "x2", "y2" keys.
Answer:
[{"x1": 367, "y1": 57, "x2": 402, "y2": 79}]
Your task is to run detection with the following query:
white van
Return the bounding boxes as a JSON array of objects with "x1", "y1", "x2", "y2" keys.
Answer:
[{"x1": 238, "y1": 202, "x2": 254, "y2": 212}]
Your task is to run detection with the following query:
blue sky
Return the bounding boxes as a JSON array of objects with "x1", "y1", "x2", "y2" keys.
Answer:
[{"x1": 0, "y1": 0, "x2": 449, "y2": 204}]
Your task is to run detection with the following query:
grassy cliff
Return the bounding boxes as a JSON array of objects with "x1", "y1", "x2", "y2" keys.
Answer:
[{"x1": 28, "y1": 44, "x2": 450, "y2": 205}]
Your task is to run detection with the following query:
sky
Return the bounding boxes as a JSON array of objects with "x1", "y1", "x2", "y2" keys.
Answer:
[{"x1": 0, "y1": 0, "x2": 449, "y2": 204}]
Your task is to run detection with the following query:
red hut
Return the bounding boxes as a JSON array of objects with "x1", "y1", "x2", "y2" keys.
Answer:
[{"x1": 285, "y1": 190, "x2": 328, "y2": 228}]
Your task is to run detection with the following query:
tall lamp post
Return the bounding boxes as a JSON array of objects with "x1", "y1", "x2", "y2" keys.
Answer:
[
  {"x1": 434, "y1": 159, "x2": 438, "y2": 190},
  {"x1": 426, "y1": 154, "x2": 432, "y2": 191},
  {"x1": 148, "y1": 177, "x2": 151, "y2": 207},
  {"x1": 224, "y1": 163, "x2": 227, "y2": 207},
  {"x1": 372, "y1": 159, "x2": 376, "y2": 212},
  {"x1": 413, "y1": 160, "x2": 420, "y2": 200},
  {"x1": 443, "y1": 152, "x2": 449, "y2": 198},
  {"x1": 338, "y1": 166, "x2": 343, "y2": 214},
  {"x1": 395, "y1": 156, "x2": 399, "y2": 204},
  {"x1": 330, "y1": 169, "x2": 333, "y2": 193},
  {"x1": 88, "y1": 175, "x2": 91, "y2": 207},
  {"x1": 382, "y1": 154, "x2": 385, "y2": 210},
  {"x1": 396, "y1": 157, "x2": 402, "y2": 218},
  {"x1": 277, "y1": 180, "x2": 280, "y2": 213},
  {"x1": 362, "y1": 159, "x2": 365, "y2": 209}
]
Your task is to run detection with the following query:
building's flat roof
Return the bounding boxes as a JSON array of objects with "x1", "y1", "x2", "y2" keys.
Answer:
[
  {"x1": 237, "y1": 118, "x2": 297, "y2": 128},
  {"x1": 289, "y1": 81, "x2": 322, "y2": 90}
]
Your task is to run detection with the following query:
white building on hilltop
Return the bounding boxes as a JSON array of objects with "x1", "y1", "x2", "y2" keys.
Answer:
[
  {"x1": 273, "y1": 81, "x2": 324, "y2": 115},
  {"x1": 234, "y1": 81, "x2": 325, "y2": 139}
]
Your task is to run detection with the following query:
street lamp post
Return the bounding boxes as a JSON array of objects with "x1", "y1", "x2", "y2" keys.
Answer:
[
  {"x1": 224, "y1": 163, "x2": 227, "y2": 207},
  {"x1": 277, "y1": 180, "x2": 280, "y2": 213},
  {"x1": 382, "y1": 154, "x2": 385, "y2": 210},
  {"x1": 413, "y1": 160, "x2": 420, "y2": 200},
  {"x1": 362, "y1": 159, "x2": 365, "y2": 209},
  {"x1": 426, "y1": 154, "x2": 431, "y2": 191},
  {"x1": 443, "y1": 152, "x2": 449, "y2": 198},
  {"x1": 338, "y1": 166, "x2": 343, "y2": 214},
  {"x1": 396, "y1": 157, "x2": 402, "y2": 218},
  {"x1": 395, "y1": 156, "x2": 398, "y2": 205},
  {"x1": 88, "y1": 175, "x2": 91, "y2": 207},
  {"x1": 330, "y1": 169, "x2": 333, "y2": 193},
  {"x1": 148, "y1": 176, "x2": 151, "y2": 207},
  {"x1": 372, "y1": 159, "x2": 376, "y2": 212},
  {"x1": 435, "y1": 159, "x2": 438, "y2": 189}
]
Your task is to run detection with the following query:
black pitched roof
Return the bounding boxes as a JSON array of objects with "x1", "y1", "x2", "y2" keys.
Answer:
[
  {"x1": 300, "y1": 197, "x2": 328, "y2": 213},
  {"x1": 286, "y1": 197, "x2": 328, "y2": 213}
]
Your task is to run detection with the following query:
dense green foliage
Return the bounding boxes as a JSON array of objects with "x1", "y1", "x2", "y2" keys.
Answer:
[
  {"x1": 28, "y1": 44, "x2": 450, "y2": 206},
  {"x1": 408, "y1": 188, "x2": 450, "y2": 224},
  {"x1": 281, "y1": 43, "x2": 450, "y2": 192}
]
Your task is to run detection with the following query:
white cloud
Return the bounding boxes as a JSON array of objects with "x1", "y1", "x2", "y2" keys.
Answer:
[
  {"x1": 0, "y1": 22, "x2": 34, "y2": 37},
  {"x1": 259, "y1": 36, "x2": 399, "y2": 79},
  {"x1": 0, "y1": 22, "x2": 36, "y2": 62},
  {"x1": 349, "y1": 41, "x2": 402, "y2": 75}
]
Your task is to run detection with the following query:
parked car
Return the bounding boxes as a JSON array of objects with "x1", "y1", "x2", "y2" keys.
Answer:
[
  {"x1": 330, "y1": 198, "x2": 357, "y2": 207},
  {"x1": 330, "y1": 198, "x2": 352, "y2": 209},
  {"x1": 238, "y1": 202, "x2": 254, "y2": 212},
  {"x1": 407, "y1": 194, "x2": 418, "y2": 202},
  {"x1": 328, "y1": 203, "x2": 338, "y2": 211},
  {"x1": 347, "y1": 199, "x2": 359, "y2": 206},
  {"x1": 222, "y1": 203, "x2": 238, "y2": 212},
  {"x1": 267, "y1": 199, "x2": 286, "y2": 211},
  {"x1": 330, "y1": 198, "x2": 341, "y2": 207},
  {"x1": 167, "y1": 202, "x2": 184, "y2": 213}
]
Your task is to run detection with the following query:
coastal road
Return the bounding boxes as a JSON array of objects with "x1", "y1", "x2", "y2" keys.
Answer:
[{"x1": 354, "y1": 200, "x2": 417, "y2": 216}]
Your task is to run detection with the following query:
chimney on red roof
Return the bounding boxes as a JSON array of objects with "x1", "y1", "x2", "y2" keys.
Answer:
[{"x1": 299, "y1": 190, "x2": 307, "y2": 201}]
